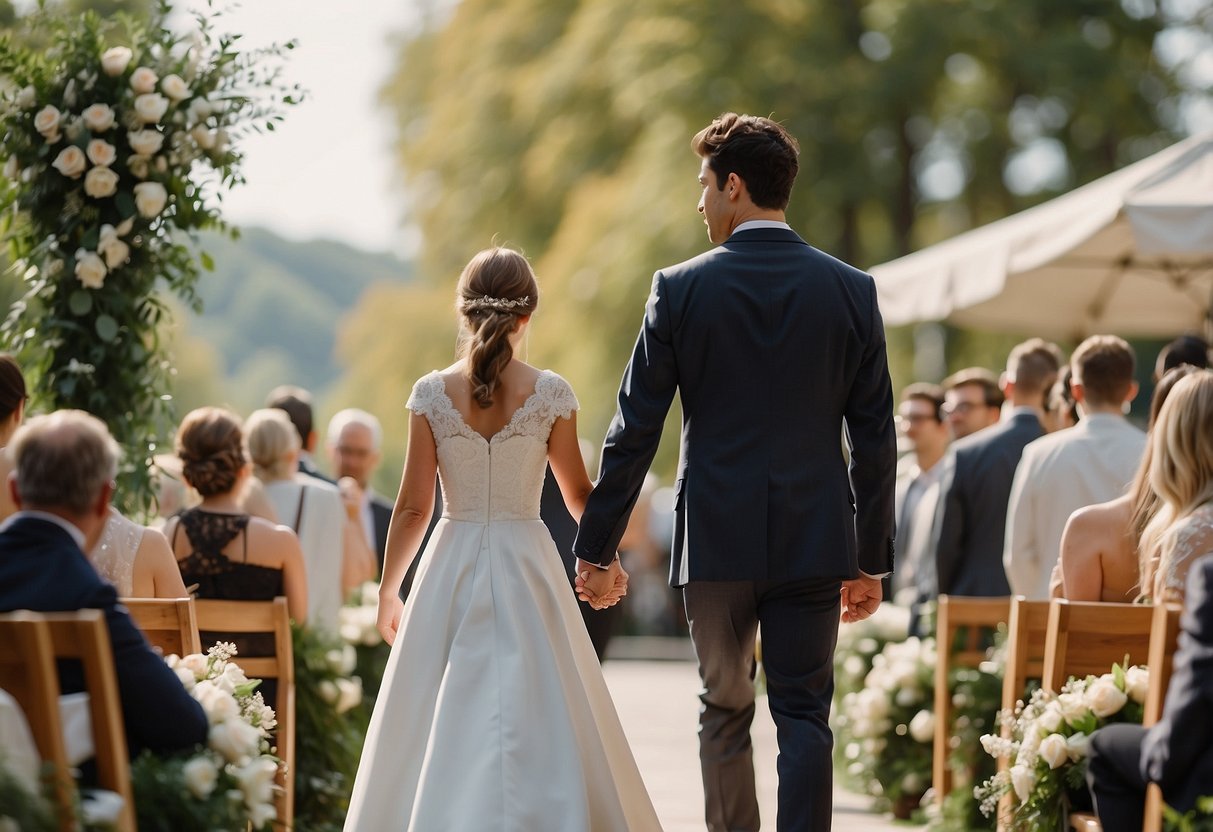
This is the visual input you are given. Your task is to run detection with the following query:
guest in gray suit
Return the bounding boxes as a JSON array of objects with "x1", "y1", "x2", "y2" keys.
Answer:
[
  {"x1": 932, "y1": 339, "x2": 1063, "y2": 598},
  {"x1": 941, "y1": 368, "x2": 1004, "y2": 440},
  {"x1": 573, "y1": 113, "x2": 896, "y2": 832}
]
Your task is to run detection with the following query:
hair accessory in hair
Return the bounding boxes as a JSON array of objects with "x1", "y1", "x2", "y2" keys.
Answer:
[{"x1": 461, "y1": 295, "x2": 530, "y2": 313}]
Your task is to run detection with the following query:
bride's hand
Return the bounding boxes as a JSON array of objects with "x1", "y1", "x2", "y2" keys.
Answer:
[
  {"x1": 377, "y1": 591, "x2": 404, "y2": 645},
  {"x1": 575, "y1": 558, "x2": 628, "y2": 609}
]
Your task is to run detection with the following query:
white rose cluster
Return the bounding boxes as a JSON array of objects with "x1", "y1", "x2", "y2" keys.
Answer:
[
  {"x1": 340, "y1": 586, "x2": 384, "y2": 647},
  {"x1": 164, "y1": 643, "x2": 279, "y2": 828}
]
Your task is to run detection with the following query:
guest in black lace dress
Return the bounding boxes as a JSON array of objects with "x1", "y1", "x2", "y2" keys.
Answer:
[{"x1": 165, "y1": 408, "x2": 308, "y2": 678}]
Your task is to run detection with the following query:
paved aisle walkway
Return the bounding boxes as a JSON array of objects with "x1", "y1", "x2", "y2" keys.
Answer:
[{"x1": 604, "y1": 661, "x2": 906, "y2": 832}]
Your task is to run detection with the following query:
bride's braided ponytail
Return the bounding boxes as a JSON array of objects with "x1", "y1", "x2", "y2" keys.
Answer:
[{"x1": 456, "y1": 248, "x2": 539, "y2": 408}]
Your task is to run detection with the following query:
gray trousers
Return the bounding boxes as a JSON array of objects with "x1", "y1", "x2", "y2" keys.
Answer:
[{"x1": 683, "y1": 578, "x2": 841, "y2": 832}]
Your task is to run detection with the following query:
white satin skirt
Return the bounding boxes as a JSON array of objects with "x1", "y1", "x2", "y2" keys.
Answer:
[{"x1": 344, "y1": 518, "x2": 663, "y2": 831}]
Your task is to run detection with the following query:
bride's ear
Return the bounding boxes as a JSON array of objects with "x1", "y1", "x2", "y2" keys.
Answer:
[{"x1": 514, "y1": 314, "x2": 532, "y2": 332}]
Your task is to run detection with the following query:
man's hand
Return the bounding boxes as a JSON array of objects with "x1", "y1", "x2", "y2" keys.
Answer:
[
  {"x1": 575, "y1": 557, "x2": 628, "y2": 610},
  {"x1": 338, "y1": 476, "x2": 364, "y2": 522},
  {"x1": 840, "y1": 574, "x2": 882, "y2": 623}
]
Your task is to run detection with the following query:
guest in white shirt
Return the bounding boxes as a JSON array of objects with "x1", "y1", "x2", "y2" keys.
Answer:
[
  {"x1": 1004, "y1": 335, "x2": 1146, "y2": 599},
  {"x1": 891, "y1": 383, "x2": 949, "y2": 608}
]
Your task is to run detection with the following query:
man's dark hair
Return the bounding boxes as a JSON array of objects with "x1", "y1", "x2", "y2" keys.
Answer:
[
  {"x1": 1071, "y1": 335, "x2": 1135, "y2": 408},
  {"x1": 942, "y1": 367, "x2": 1005, "y2": 409},
  {"x1": 266, "y1": 385, "x2": 314, "y2": 446},
  {"x1": 1156, "y1": 334, "x2": 1209, "y2": 380},
  {"x1": 900, "y1": 382, "x2": 945, "y2": 422},
  {"x1": 1007, "y1": 338, "x2": 1065, "y2": 396},
  {"x1": 691, "y1": 113, "x2": 800, "y2": 210}
]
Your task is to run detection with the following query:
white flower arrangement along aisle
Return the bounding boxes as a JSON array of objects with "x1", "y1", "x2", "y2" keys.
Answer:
[{"x1": 0, "y1": 0, "x2": 300, "y2": 512}]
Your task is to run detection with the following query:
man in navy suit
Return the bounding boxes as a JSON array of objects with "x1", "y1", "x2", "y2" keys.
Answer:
[
  {"x1": 1086, "y1": 554, "x2": 1213, "y2": 831},
  {"x1": 574, "y1": 113, "x2": 896, "y2": 831},
  {"x1": 0, "y1": 410, "x2": 208, "y2": 757}
]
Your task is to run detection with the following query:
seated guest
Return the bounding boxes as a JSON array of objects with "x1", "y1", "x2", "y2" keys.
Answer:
[
  {"x1": 1005, "y1": 336, "x2": 1146, "y2": 599},
  {"x1": 0, "y1": 410, "x2": 207, "y2": 755},
  {"x1": 0, "y1": 353, "x2": 27, "y2": 522},
  {"x1": 1086, "y1": 553, "x2": 1213, "y2": 831},
  {"x1": 934, "y1": 339, "x2": 1062, "y2": 600},
  {"x1": 1044, "y1": 366, "x2": 1079, "y2": 433},
  {"x1": 941, "y1": 367, "x2": 1004, "y2": 440},
  {"x1": 245, "y1": 408, "x2": 367, "y2": 631},
  {"x1": 266, "y1": 385, "x2": 332, "y2": 484},
  {"x1": 90, "y1": 507, "x2": 187, "y2": 598},
  {"x1": 164, "y1": 407, "x2": 308, "y2": 644},
  {"x1": 1055, "y1": 366, "x2": 1200, "y2": 602},
  {"x1": 1154, "y1": 333, "x2": 1209, "y2": 382},
  {"x1": 1141, "y1": 371, "x2": 1213, "y2": 603}
]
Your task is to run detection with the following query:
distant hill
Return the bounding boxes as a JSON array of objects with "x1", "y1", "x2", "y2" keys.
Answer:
[{"x1": 183, "y1": 227, "x2": 413, "y2": 411}]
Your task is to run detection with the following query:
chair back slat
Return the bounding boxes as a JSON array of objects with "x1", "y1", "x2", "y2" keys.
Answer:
[
  {"x1": 40, "y1": 610, "x2": 135, "y2": 832},
  {"x1": 194, "y1": 597, "x2": 295, "y2": 827},
  {"x1": 1041, "y1": 600, "x2": 1154, "y2": 693},
  {"x1": 997, "y1": 597, "x2": 1051, "y2": 831},
  {"x1": 1142, "y1": 603, "x2": 1183, "y2": 832},
  {"x1": 933, "y1": 595, "x2": 1010, "y2": 807},
  {"x1": 122, "y1": 597, "x2": 202, "y2": 658},
  {"x1": 0, "y1": 612, "x2": 75, "y2": 832}
]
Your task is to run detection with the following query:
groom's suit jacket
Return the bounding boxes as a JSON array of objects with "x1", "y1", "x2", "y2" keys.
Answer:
[{"x1": 573, "y1": 226, "x2": 897, "y2": 586}]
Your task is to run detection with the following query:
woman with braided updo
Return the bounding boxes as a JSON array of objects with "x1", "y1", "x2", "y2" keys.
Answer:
[
  {"x1": 344, "y1": 248, "x2": 659, "y2": 831},
  {"x1": 164, "y1": 407, "x2": 308, "y2": 630}
]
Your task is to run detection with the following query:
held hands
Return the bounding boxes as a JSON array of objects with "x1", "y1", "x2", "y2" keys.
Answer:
[
  {"x1": 575, "y1": 557, "x2": 628, "y2": 610},
  {"x1": 376, "y1": 588, "x2": 404, "y2": 646},
  {"x1": 840, "y1": 574, "x2": 882, "y2": 624}
]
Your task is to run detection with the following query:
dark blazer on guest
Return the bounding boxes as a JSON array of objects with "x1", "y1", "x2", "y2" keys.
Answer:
[
  {"x1": 0, "y1": 514, "x2": 209, "y2": 756},
  {"x1": 932, "y1": 410, "x2": 1044, "y2": 597},
  {"x1": 1141, "y1": 554, "x2": 1213, "y2": 813},
  {"x1": 573, "y1": 226, "x2": 897, "y2": 585},
  {"x1": 370, "y1": 493, "x2": 393, "y2": 566}
]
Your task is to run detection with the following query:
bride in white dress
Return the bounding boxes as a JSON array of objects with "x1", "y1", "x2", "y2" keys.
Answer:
[{"x1": 344, "y1": 248, "x2": 662, "y2": 831}]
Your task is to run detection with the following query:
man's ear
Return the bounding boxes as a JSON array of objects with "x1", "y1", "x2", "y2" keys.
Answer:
[
  {"x1": 93, "y1": 479, "x2": 114, "y2": 518},
  {"x1": 8, "y1": 472, "x2": 20, "y2": 510},
  {"x1": 727, "y1": 171, "x2": 744, "y2": 200}
]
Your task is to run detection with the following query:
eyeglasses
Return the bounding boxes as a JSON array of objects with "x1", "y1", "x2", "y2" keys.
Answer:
[
  {"x1": 942, "y1": 401, "x2": 983, "y2": 417},
  {"x1": 895, "y1": 413, "x2": 940, "y2": 431}
]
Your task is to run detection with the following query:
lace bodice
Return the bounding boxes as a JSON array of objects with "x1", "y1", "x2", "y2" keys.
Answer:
[
  {"x1": 1152, "y1": 502, "x2": 1213, "y2": 601},
  {"x1": 407, "y1": 370, "x2": 578, "y2": 522},
  {"x1": 90, "y1": 507, "x2": 144, "y2": 596}
]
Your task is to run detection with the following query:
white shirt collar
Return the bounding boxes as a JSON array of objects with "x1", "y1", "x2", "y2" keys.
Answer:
[
  {"x1": 732, "y1": 220, "x2": 792, "y2": 233},
  {"x1": 1, "y1": 510, "x2": 87, "y2": 549}
]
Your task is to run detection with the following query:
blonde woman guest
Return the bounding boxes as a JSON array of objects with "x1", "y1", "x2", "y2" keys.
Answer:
[
  {"x1": 1056, "y1": 366, "x2": 1200, "y2": 601},
  {"x1": 1141, "y1": 371, "x2": 1213, "y2": 604},
  {"x1": 91, "y1": 509, "x2": 187, "y2": 598},
  {"x1": 246, "y1": 408, "x2": 374, "y2": 631},
  {"x1": 0, "y1": 354, "x2": 27, "y2": 522},
  {"x1": 164, "y1": 407, "x2": 308, "y2": 626}
]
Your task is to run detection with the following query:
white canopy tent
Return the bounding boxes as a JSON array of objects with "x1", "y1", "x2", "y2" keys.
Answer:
[{"x1": 870, "y1": 132, "x2": 1213, "y2": 340}]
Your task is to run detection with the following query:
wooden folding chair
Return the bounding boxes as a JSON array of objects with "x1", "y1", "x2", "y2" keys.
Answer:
[
  {"x1": 39, "y1": 610, "x2": 136, "y2": 832},
  {"x1": 194, "y1": 597, "x2": 295, "y2": 828},
  {"x1": 0, "y1": 611, "x2": 75, "y2": 832},
  {"x1": 1041, "y1": 600, "x2": 1154, "y2": 693},
  {"x1": 1141, "y1": 603, "x2": 1182, "y2": 832},
  {"x1": 997, "y1": 597, "x2": 1051, "y2": 831},
  {"x1": 932, "y1": 595, "x2": 1011, "y2": 806},
  {"x1": 121, "y1": 597, "x2": 202, "y2": 658}
]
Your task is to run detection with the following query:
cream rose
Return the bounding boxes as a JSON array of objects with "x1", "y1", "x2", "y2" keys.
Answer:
[
  {"x1": 1037, "y1": 702, "x2": 1063, "y2": 734},
  {"x1": 1124, "y1": 666, "x2": 1149, "y2": 705},
  {"x1": 908, "y1": 709, "x2": 935, "y2": 744},
  {"x1": 214, "y1": 662, "x2": 250, "y2": 696},
  {"x1": 1038, "y1": 733, "x2": 1069, "y2": 770},
  {"x1": 190, "y1": 124, "x2": 216, "y2": 150},
  {"x1": 232, "y1": 756, "x2": 277, "y2": 806},
  {"x1": 1010, "y1": 763, "x2": 1036, "y2": 803},
  {"x1": 334, "y1": 677, "x2": 363, "y2": 715},
  {"x1": 186, "y1": 96, "x2": 213, "y2": 124},
  {"x1": 52, "y1": 146, "x2": 86, "y2": 179},
  {"x1": 81, "y1": 103, "x2": 115, "y2": 133},
  {"x1": 1057, "y1": 692, "x2": 1091, "y2": 726},
  {"x1": 248, "y1": 801, "x2": 276, "y2": 830},
  {"x1": 160, "y1": 74, "x2": 190, "y2": 101},
  {"x1": 208, "y1": 719, "x2": 260, "y2": 764},
  {"x1": 180, "y1": 653, "x2": 208, "y2": 677},
  {"x1": 1085, "y1": 677, "x2": 1129, "y2": 718},
  {"x1": 100, "y1": 47, "x2": 132, "y2": 77},
  {"x1": 127, "y1": 128, "x2": 165, "y2": 156},
  {"x1": 34, "y1": 105, "x2": 61, "y2": 137},
  {"x1": 181, "y1": 756, "x2": 218, "y2": 799},
  {"x1": 127, "y1": 156, "x2": 149, "y2": 180},
  {"x1": 317, "y1": 679, "x2": 338, "y2": 705},
  {"x1": 193, "y1": 680, "x2": 241, "y2": 723},
  {"x1": 129, "y1": 66, "x2": 158, "y2": 94},
  {"x1": 326, "y1": 644, "x2": 357, "y2": 677},
  {"x1": 133, "y1": 93, "x2": 169, "y2": 124},
  {"x1": 133, "y1": 181, "x2": 167, "y2": 217},
  {"x1": 83, "y1": 166, "x2": 119, "y2": 198},
  {"x1": 74, "y1": 249, "x2": 107, "y2": 289},
  {"x1": 86, "y1": 139, "x2": 117, "y2": 168},
  {"x1": 173, "y1": 666, "x2": 196, "y2": 692},
  {"x1": 16, "y1": 86, "x2": 35, "y2": 109},
  {"x1": 97, "y1": 226, "x2": 129, "y2": 269}
]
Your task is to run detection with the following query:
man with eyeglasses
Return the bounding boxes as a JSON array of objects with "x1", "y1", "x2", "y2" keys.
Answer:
[
  {"x1": 891, "y1": 384, "x2": 949, "y2": 614},
  {"x1": 941, "y1": 368, "x2": 1004, "y2": 440}
]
